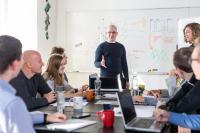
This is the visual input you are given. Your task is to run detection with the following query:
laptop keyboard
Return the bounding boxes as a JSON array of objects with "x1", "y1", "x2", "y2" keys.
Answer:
[{"x1": 132, "y1": 119, "x2": 154, "y2": 128}]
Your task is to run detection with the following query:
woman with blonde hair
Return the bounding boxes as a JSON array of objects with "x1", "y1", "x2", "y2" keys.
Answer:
[
  {"x1": 50, "y1": 46, "x2": 68, "y2": 81},
  {"x1": 43, "y1": 54, "x2": 87, "y2": 98}
]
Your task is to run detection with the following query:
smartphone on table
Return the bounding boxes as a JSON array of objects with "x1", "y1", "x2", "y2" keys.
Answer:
[{"x1": 72, "y1": 113, "x2": 91, "y2": 119}]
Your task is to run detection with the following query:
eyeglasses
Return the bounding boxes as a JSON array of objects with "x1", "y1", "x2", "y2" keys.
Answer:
[
  {"x1": 188, "y1": 58, "x2": 200, "y2": 64},
  {"x1": 107, "y1": 31, "x2": 117, "y2": 34}
]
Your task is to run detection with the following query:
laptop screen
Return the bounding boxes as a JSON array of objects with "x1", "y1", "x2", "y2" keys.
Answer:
[
  {"x1": 89, "y1": 77, "x2": 118, "y2": 90},
  {"x1": 117, "y1": 91, "x2": 137, "y2": 124}
]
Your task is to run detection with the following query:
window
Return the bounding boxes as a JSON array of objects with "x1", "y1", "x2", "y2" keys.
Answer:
[{"x1": 0, "y1": 0, "x2": 37, "y2": 51}]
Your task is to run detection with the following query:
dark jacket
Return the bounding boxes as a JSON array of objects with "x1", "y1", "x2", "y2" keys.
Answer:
[
  {"x1": 166, "y1": 74, "x2": 200, "y2": 113},
  {"x1": 163, "y1": 75, "x2": 200, "y2": 133}
]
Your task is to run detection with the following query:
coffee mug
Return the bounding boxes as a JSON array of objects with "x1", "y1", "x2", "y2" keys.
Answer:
[
  {"x1": 85, "y1": 90, "x2": 94, "y2": 102},
  {"x1": 72, "y1": 96, "x2": 83, "y2": 113},
  {"x1": 96, "y1": 109, "x2": 114, "y2": 127}
]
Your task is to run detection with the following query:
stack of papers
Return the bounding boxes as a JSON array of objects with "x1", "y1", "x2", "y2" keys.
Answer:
[
  {"x1": 47, "y1": 119, "x2": 96, "y2": 132},
  {"x1": 51, "y1": 101, "x2": 88, "y2": 107},
  {"x1": 95, "y1": 100, "x2": 118, "y2": 106},
  {"x1": 102, "y1": 94, "x2": 117, "y2": 99}
]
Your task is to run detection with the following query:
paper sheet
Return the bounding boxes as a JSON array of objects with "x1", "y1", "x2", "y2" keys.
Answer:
[
  {"x1": 47, "y1": 119, "x2": 96, "y2": 132},
  {"x1": 102, "y1": 94, "x2": 117, "y2": 99},
  {"x1": 51, "y1": 101, "x2": 88, "y2": 107},
  {"x1": 113, "y1": 107, "x2": 122, "y2": 117},
  {"x1": 135, "y1": 105, "x2": 155, "y2": 117},
  {"x1": 114, "y1": 105, "x2": 155, "y2": 118},
  {"x1": 95, "y1": 100, "x2": 118, "y2": 106}
]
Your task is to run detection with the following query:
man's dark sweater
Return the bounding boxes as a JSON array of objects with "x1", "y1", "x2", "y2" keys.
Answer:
[
  {"x1": 94, "y1": 41, "x2": 129, "y2": 81},
  {"x1": 10, "y1": 71, "x2": 51, "y2": 111}
]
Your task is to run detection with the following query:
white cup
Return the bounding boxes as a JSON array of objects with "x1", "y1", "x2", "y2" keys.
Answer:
[{"x1": 73, "y1": 96, "x2": 83, "y2": 113}]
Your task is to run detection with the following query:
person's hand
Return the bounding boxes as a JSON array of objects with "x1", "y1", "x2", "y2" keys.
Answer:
[
  {"x1": 100, "y1": 56, "x2": 107, "y2": 68},
  {"x1": 133, "y1": 96, "x2": 144, "y2": 103},
  {"x1": 43, "y1": 91, "x2": 56, "y2": 103},
  {"x1": 153, "y1": 108, "x2": 169, "y2": 123},
  {"x1": 126, "y1": 81, "x2": 130, "y2": 89},
  {"x1": 46, "y1": 112, "x2": 67, "y2": 123},
  {"x1": 73, "y1": 91, "x2": 83, "y2": 97},
  {"x1": 80, "y1": 84, "x2": 89, "y2": 91},
  {"x1": 148, "y1": 90, "x2": 161, "y2": 98},
  {"x1": 169, "y1": 69, "x2": 181, "y2": 78},
  {"x1": 64, "y1": 91, "x2": 74, "y2": 98},
  {"x1": 142, "y1": 90, "x2": 149, "y2": 95},
  {"x1": 178, "y1": 126, "x2": 191, "y2": 133},
  {"x1": 68, "y1": 89, "x2": 76, "y2": 94}
]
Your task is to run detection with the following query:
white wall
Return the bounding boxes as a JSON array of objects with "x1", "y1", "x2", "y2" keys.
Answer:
[
  {"x1": 37, "y1": 0, "x2": 57, "y2": 65},
  {"x1": 0, "y1": 0, "x2": 7, "y2": 35},
  {"x1": 58, "y1": 0, "x2": 200, "y2": 12},
  {"x1": 61, "y1": 0, "x2": 194, "y2": 11},
  {"x1": 56, "y1": 0, "x2": 200, "y2": 54},
  {"x1": 0, "y1": 0, "x2": 37, "y2": 51},
  {"x1": 54, "y1": 0, "x2": 200, "y2": 88}
]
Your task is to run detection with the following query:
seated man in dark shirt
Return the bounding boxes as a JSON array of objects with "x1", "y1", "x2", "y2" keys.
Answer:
[{"x1": 10, "y1": 50, "x2": 56, "y2": 111}]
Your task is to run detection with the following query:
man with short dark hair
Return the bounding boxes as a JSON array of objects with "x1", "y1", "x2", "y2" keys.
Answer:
[{"x1": 0, "y1": 35, "x2": 66, "y2": 133}]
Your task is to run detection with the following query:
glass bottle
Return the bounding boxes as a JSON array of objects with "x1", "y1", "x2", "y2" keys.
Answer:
[
  {"x1": 94, "y1": 76, "x2": 101, "y2": 100},
  {"x1": 132, "y1": 74, "x2": 139, "y2": 96},
  {"x1": 55, "y1": 86, "x2": 65, "y2": 113}
]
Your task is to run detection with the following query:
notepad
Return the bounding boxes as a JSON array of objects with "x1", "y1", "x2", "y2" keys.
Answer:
[
  {"x1": 51, "y1": 101, "x2": 88, "y2": 107},
  {"x1": 47, "y1": 119, "x2": 96, "y2": 132},
  {"x1": 102, "y1": 94, "x2": 117, "y2": 99},
  {"x1": 95, "y1": 100, "x2": 118, "y2": 105}
]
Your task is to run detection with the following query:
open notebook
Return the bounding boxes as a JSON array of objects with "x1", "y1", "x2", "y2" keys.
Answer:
[{"x1": 47, "y1": 119, "x2": 96, "y2": 132}]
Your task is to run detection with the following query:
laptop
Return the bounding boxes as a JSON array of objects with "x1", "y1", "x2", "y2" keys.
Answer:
[
  {"x1": 46, "y1": 119, "x2": 96, "y2": 132},
  {"x1": 117, "y1": 75, "x2": 148, "y2": 105},
  {"x1": 117, "y1": 90, "x2": 163, "y2": 132},
  {"x1": 89, "y1": 76, "x2": 119, "y2": 92}
]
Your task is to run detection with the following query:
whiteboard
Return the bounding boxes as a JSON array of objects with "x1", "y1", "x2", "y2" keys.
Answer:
[{"x1": 65, "y1": 8, "x2": 189, "y2": 73}]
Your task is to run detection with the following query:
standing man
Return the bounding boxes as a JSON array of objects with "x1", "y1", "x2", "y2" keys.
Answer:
[
  {"x1": 94, "y1": 24, "x2": 129, "y2": 89},
  {"x1": 0, "y1": 35, "x2": 66, "y2": 133}
]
